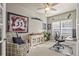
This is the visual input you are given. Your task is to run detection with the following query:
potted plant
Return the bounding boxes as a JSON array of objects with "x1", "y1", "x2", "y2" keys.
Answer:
[{"x1": 43, "y1": 31, "x2": 50, "y2": 41}]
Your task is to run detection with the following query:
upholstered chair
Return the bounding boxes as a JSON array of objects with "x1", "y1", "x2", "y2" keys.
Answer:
[{"x1": 6, "y1": 32, "x2": 29, "y2": 56}]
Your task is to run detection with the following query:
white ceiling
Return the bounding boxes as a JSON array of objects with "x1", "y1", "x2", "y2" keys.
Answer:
[{"x1": 7, "y1": 3, "x2": 76, "y2": 17}]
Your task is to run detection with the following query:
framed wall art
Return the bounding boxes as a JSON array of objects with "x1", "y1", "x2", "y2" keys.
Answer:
[
  {"x1": 47, "y1": 24, "x2": 51, "y2": 30},
  {"x1": 43, "y1": 23, "x2": 47, "y2": 30},
  {"x1": 7, "y1": 12, "x2": 29, "y2": 33}
]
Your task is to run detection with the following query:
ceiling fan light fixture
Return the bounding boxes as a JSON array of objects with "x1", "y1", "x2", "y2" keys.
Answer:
[{"x1": 45, "y1": 7, "x2": 50, "y2": 11}]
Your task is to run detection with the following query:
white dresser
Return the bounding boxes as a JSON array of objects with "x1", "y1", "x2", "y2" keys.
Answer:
[{"x1": 29, "y1": 33, "x2": 44, "y2": 46}]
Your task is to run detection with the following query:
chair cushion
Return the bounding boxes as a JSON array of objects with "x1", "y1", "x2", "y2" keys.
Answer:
[
  {"x1": 12, "y1": 37, "x2": 25, "y2": 45},
  {"x1": 58, "y1": 40, "x2": 65, "y2": 42}
]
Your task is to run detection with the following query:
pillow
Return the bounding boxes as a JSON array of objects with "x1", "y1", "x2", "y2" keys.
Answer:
[{"x1": 12, "y1": 37, "x2": 25, "y2": 45}]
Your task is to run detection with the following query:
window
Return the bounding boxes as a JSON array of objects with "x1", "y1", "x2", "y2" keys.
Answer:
[
  {"x1": 52, "y1": 19, "x2": 73, "y2": 39},
  {"x1": 61, "y1": 19, "x2": 73, "y2": 37}
]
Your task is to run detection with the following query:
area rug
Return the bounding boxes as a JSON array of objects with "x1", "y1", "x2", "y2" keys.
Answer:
[{"x1": 49, "y1": 44, "x2": 73, "y2": 56}]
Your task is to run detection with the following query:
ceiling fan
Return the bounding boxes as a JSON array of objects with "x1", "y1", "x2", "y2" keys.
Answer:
[{"x1": 37, "y1": 3, "x2": 58, "y2": 13}]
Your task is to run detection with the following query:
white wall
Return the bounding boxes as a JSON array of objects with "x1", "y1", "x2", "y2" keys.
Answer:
[
  {"x1": 6, "y1": 3, "x2": 47, "y2": 35},
  {"x1": 29, "y1": 19, "x2": 42, "y2": 33}
]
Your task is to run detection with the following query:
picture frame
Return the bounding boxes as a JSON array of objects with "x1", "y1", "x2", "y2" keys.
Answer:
[
  {"x1": 47, "y1": 24, "x2": 51, "y2": 30},
  {"x1": 0, "y1": 27, "x2": 2, "y2": 41},
  {"x1": 7, "y1": 12, "x2": 29, "y2": 33},
  {"x1": 43, "y1": 23, "x2": 47, "y2": 30}
]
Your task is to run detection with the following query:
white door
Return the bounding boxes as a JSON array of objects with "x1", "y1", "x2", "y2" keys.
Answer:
[{"x1": 0, "y1": 3, "x2": 6, "y2": 56}]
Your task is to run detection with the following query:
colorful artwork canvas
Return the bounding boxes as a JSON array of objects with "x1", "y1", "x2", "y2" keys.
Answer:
[{"x1": 7, "y1": 12, "x2": 29, "y2": 33}]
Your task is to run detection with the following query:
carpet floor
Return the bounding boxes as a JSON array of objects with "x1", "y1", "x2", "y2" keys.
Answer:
[{"x1": 27, "y1": 41, "x2": 64, "y2": 56}]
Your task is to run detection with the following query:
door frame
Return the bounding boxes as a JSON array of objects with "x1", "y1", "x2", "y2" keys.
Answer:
[{"x1": 0, "y1": 3, "x2": 6, "y2": 56}]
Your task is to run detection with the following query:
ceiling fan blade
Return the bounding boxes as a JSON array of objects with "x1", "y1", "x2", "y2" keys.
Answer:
[
  {"x1": 37, "y1": 7, "x2": 45, "y2": 10},
  {"x1": 51, "y1": 3, "x2": 58, "y2": 6},
  {"x1": 37, "y1": 3, "x2": 58, "y2": 11},
  {"x1": 50, "y1": 8, "x2": 57, "y2": 11}
]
